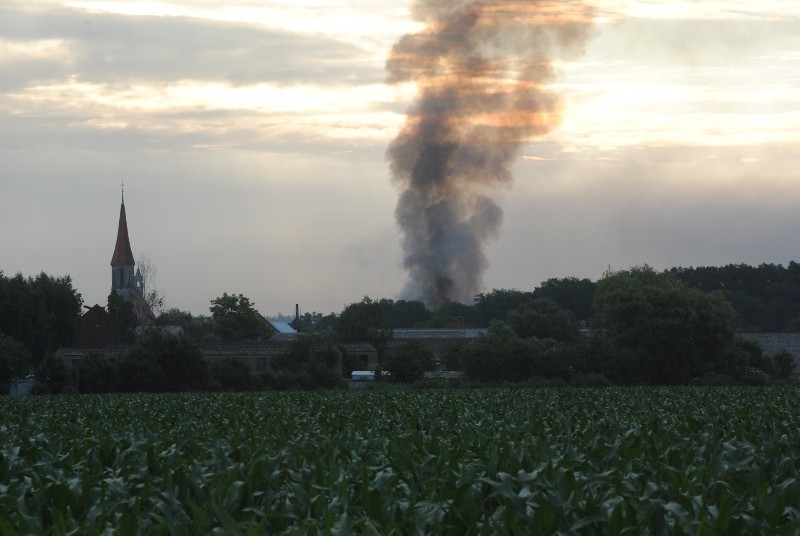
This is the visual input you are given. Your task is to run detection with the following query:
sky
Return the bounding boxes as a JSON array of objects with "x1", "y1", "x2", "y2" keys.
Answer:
[{"x1": 1, "y1": 0, "x2": 799, "y2": 317}]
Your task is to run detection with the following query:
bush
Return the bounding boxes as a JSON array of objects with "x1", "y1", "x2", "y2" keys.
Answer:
[
  {"x1": 740, "y1": 367, "x2": 772, "y2": 386},
  {"x1": 462, "y1": 322, "x2": 538, "y2": 383},
  {"x1": 689, "y1": 373, "x2": 737, "y2": 386},
  {"x1": 76, "y1": 352, "x2": 117, "y2": 393},
  {"x1": 386, "y1": 341, "x2": 435, "y2": 383},
  {"x1": 208, "y1": 358, "x2": 253, "y2": 391},
  {"x1": 507, "y1": 299, "x2": 580, "y2": 342},
  {"x1": 33, "y1": 353, "x2": 72, "y2": 394},
  {"x1": 266, "y1": 335, "x2": 342, "y2": 390},
  {"x1": 570, "y1": 373, "x2": 611, "y2": 387},
  {"x1": 772, "y1": 350, "x2": 797, "y2": 380}
]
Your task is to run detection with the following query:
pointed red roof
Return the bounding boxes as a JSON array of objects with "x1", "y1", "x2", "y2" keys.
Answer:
[{"x1": 110, "y1": 202, "x2": 135, "y2": 266}]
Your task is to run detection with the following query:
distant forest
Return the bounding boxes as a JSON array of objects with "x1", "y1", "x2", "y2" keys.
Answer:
[{"x1": 288, "y1": 262, "x2": 800, "y2": 334}]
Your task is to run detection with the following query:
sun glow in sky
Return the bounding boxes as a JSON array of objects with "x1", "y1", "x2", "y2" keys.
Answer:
[{"x1": 2, "y1": 0, "x2": 800, "y2": 315}]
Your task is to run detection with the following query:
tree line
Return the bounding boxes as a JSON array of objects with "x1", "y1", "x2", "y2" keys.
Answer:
[
  {"x1": 3, "y1": 261, "x2": 800, "y2": 393},
  {"x1": 37, "y1": 331, "x2": 343, "y2": 395}
]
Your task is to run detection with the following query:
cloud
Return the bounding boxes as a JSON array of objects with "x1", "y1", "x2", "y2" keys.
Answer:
[
  {"x1": 0, "y1": 2, "x2": 406, "y2": 156},
  {"x1": 590, "y1": 18, "x2": 800, "y2": 66},
  {"x1": 2, "y1": 0, "x2": 799, "y2": 316},
  {"x1": 0, "y1": 2, "x2": 379, "y2": 87},
  {"x1": 485, "y1": 143, "x2": 800, "y2": 290}
]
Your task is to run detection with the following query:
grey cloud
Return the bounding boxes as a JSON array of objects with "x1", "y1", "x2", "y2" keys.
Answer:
[
  {"x1": 485, "y1": 143, "x2": 800, "y2": 291},
  {"x1": 0, "y1": 3, "x2": 381, "y2": 88},
  {"x1": 0, "y1": 109, "x2": 389, "y2": 155}
]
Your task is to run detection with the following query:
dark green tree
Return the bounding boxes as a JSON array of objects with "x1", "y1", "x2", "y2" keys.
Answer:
[
  {"x1": 208, "y1": 357, "x2": 254, "y2": 391},
  {"x1": 473, "y1": 289, "x2": 534, "y2": 325},
  {"x1": 123, "y1": 331, "x2": 208, "y2": 392},
  {"x1": 158, "y1": 308, "x2": 218, "y2": 342},
  {"x1": 0, "y1": 333, "x2": 32, "y2": 393},
  {"x1": 33, "y1": 352, "x2": 72, "y2": 394},
  {"x1": 0, "y1": 271, "x2": 82, "y2": 365},
  {"x1": 386, "y1": 299, "x2": 431, "y2": 328},
  {"x1": 532, "y1": 277, "x2": 596, "y2": 323},
  {"x1": 667, "y1": 262, "x2": 800, "y2": 332},
  {"x1": 593, "y1": 266, "x2": 742, "y2": 385},
  {"x1": 293, "y1": 311, "x2": 338, "y2": 333},
  {"x1": 336, "y1": 297, "x2": 393, "y2": 372},
  {"x1": 210, "y1": 293, "x2": 271, "y2": 341},
  {"x1": 386, "y1": 340, "x2": 435, "y2": 383},
  {"x1": 507, "y1": 299, "x2": 580, "y2": 342},
  {"x1": 462, "y1": 321, "x2": 542, "y2": 383},
  {"x1": 265, "y1": 334, "x2": 342, "y2": 389},
  {"x1": 75, "y1": 351, "x2": 117, "y2": 394},
  {"x1": 108, "y1": 291, "x2": 137, "y2": 342},
  {"x1": 772, "y1": 349, "x2": 797, "y2": 380},
  {"x1": 428, "y1": 300, "x2": 477, "y2": 327}
]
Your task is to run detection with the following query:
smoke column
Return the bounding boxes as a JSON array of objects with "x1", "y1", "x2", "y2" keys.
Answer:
[{"x1": 387, "y1": 0, "x2": 595, "y2": 309}]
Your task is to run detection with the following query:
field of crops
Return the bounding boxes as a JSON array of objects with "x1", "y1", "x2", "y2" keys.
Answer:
[{"x1": 2, "y1": 387, "x2": 800, "y2": 534}]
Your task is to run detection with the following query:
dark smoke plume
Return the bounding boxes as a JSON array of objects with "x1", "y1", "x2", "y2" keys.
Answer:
[{"x1": 387, "y1": 0, "x2": 595, "y2": 309}]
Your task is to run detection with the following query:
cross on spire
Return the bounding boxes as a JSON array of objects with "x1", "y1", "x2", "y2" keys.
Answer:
[{"x1": 121, "y1": 179, "x2": 125, "y2": 203}]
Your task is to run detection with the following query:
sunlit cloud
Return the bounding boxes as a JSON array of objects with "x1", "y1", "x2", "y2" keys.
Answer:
[
  {"x1": 3, "y1": 77, "x2": 410, "y2": 145},
  {"x1": 57, "y1": 0, "x2": 418, "y2": 52},
  {"x1": 0, "y1": 39, "x2": 70, "y2": 61},
  {"x1": 598, "y1": 0, "x2": 800, "y2": 21}
]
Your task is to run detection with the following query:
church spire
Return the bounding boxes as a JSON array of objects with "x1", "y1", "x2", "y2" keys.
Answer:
[{"x1": 111, "y1": 188, "x2": 135, "y2": 267}]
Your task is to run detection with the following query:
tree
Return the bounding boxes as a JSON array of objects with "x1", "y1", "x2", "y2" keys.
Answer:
[
  {"x1": 532, "y1": 277, "x2": 596, "y2": 323},
  {"x1": 0, "y1": 271, "x2": 83, "y2": 365},
  {"x1": 108, "y1": 291, "x2": 137, "y2": 343},
  {"x1": 208, "y1": 358, "x2": 253, "y2": 391},
  {"x1": 158, "y1": 308, "x2": 218, "y2": 342},
  {"x1": 265, "y1": 334, "x2": 342, "y2": 389},
  {"x1": 473, "y1": 289, "x2": 535, "y2": 325},
  {"x1": 386, "y1": 299, "x2": 431, "y2": 328},
  {"x1": 428, "y1": 300, "x2": 477, "y2": 327},
  {"x1": 507, "y1": 299, "x2": 580, "y2": 342},
  {"x1": 336, "y1": 297, "x2": 393, "y2": 372},
  {"x1": 75, "y1": 351, "x2": 117, "y2": 394},
  {"x1": 124, "y1": 331, "x2": 208, "y2": 392},
  {"x1": 210, "y1": 293, "x2": 271, "y2": 341},
  {"x1": 33, "y1": 352, "x2": 72, "y2": 394},
  {"x1": 668, "y1": 263, "x2": 800, "y2": 332},
  {"x1": 461, "y1": 321, "x2": 542, "y2": 383},
  {"x1": 386, "y1": 340, "x2": 435, "y2": 383},
  {"x1": 137, "y1": 254, "x2": 165, "y2": 316},
  {"x1": 593, "y1": 266, "x2": 742, "y2": 385},
  {"x1": 289, "y1": 310, "x2": 338, "y2": 334},
  {"x1": 0, "y1": 333, "x2": 32, "y2": 393}
]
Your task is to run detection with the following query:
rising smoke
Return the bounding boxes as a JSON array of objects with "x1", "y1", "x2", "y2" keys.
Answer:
[{"x1": 387, "y1": 0, "x2": 595, "y2": 309}]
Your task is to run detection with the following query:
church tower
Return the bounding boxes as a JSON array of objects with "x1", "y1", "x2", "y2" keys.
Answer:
[{"x1": 110, "y1": 189, "x2": 138, "y2": 301}]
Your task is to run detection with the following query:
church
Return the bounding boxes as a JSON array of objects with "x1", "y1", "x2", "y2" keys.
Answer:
[
  {"x1": 70, "y1": 192, "x2": 153, "y2": 347},
  {"x1": 109, "y1": 190, "x2": 154, "y2": 324},
  {"x1": 60, "y1": 191, "x2": 297, "y2": 372}
]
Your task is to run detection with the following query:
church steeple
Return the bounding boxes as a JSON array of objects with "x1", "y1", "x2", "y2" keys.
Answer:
[{"x1": 111, "y1": 188, "x2": 136, "y2": 293}]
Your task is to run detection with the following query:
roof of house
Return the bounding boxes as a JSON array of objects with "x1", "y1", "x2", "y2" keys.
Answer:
[
  {"x1": 111, "y1": 201, "x2": 136, "y2": 266},
  {"x1": 267, "y1": 320, "x2": 297, "y2": 334}
]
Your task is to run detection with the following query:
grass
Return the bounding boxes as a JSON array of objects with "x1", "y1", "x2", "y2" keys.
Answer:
[{"x1": 2, "y1": 387, "x2": 799, "y2": 533}]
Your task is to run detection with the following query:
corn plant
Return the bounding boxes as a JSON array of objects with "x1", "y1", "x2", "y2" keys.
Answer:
[{"x1": 1, "y1": 387, "x2": 799, "y2": 533}]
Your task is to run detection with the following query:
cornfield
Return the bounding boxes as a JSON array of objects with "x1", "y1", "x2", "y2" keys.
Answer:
[{"x1": 2, "y1": 387, "x2": 799, "y2": 533}]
